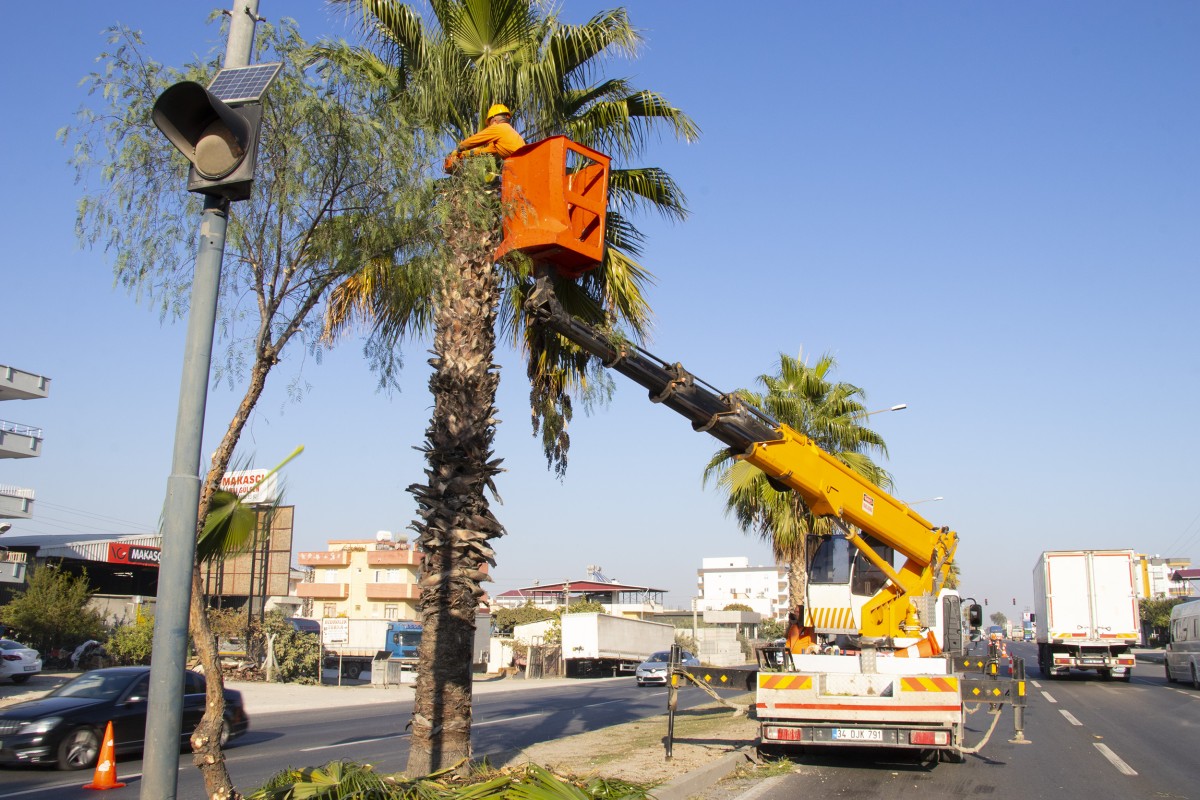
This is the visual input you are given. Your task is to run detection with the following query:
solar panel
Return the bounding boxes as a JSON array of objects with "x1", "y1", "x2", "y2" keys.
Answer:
[{"x1": 207, "y1": 62, "x2": 283, "y2": 105}]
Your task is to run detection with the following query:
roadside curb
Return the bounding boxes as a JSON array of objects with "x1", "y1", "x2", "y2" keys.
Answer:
[{"x1": 651, "y1": 746, "x2": 757, "y2": 800}]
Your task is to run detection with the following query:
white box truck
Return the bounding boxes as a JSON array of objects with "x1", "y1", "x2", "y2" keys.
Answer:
[
  {"x1": 1032, "y1": 550, "x2": 1140, "y2": 681},
  {"x1": 514, "y1": 612, "x2": 676, "y2": 677},
  {"x1": 322, "y1": 618, "x2": 421, "y2": 679}
]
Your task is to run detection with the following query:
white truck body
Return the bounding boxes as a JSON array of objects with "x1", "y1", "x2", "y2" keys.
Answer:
[
  {"x1": 757, "y1": 653, "x2": 963, "y2": 752},
  {"x1": 1031, "y1": 550, "x2": 1140, "y2": 680},
  {"x1": 514, "y1": 613, "x2": 676, "y2": 676},
  {"x1": 561, "y1": 613, "x2": 675, "y2": 663},
  {"x1": 323, "y1": 618, "x2": 395, "y2": 657},
  {"x1": 322, "y1": 617, "x2": 420, "y2": 679}
]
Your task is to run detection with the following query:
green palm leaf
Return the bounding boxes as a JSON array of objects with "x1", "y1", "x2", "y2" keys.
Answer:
[{"x1": 197, "y1": 446, "x2": 303, "y2": 563}]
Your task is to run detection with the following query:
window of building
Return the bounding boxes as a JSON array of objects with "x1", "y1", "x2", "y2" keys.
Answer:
[
  {"x1": 385, "y1": 605, "x2": 399, "y2": 619},
  {"x1": 323, "y1": 603, "x2": 336, "y2": 618}
]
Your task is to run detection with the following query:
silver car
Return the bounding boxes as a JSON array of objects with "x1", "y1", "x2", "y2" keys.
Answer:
[
  {"x1": 0, "y1": 638, "x2": 42, "y2": 684},
  {"x1": 635, "y1": 650, "x2": 700, "y2": 686}
]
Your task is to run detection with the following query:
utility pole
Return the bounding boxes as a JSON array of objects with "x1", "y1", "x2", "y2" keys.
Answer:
[{"x1": 141, "y1": 3, "x2": 259, "y2": 798}]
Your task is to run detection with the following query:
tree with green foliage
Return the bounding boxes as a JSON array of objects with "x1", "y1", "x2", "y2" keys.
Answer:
[
  {"x1": 262, "y1": 611, "x2": 322, "y2": 684},
  {"x1": 61, "y1": 16, "x2": 438, "y2": 797},
  {"x1": 0, "y1": 566, "x2": 107, "y2": 655},
  {"x1": 491, "y1": 602, "x2": 558, "y2": 636},
  {"x1": 1140, "y1": 596, "x2": 1186, "y2": 645},
  {"x1": 107, "y1": 612, "x2": 156, "y2": 665},
  {"x1": 703, "y1": 353, "x2": 891, "y2": 615},
  {"x1": 759, "y1": 618, "x2": 787, "y2": 641},
  {"x1": 323, "y1": 0, "x2": 697, "y2": 775},
  {"x1": 990, "y1": 612, "x2": 1008, "y2": 627},
  {"x1": 723, "y1": 603, "x2": 754, "y2": 612}
]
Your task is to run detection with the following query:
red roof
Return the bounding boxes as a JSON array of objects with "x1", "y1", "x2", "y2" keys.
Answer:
[{"x1": 498, "y1": 579, "x2": 665, "y2": 597}]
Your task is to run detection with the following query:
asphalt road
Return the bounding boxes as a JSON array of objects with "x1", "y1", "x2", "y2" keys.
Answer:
[
  {"x1": 725, "y1": 640, "x2": 1199, "y2": 800},
  {"x1": 0, "y1": 676, "x2": 730, "y2": 799}
]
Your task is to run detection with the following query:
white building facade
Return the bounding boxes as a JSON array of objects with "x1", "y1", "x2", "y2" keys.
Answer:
[{"x1": 696, "y1": 556, "x2": 789, "y2": 621}]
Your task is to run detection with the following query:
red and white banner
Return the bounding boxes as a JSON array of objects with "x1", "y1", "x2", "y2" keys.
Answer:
[
  {"x1": 220, "y1": 469, "x2": 279, "y2": 505},
  {"x1": 108, "y1": 543, "x2": 161, "y2": 567}
]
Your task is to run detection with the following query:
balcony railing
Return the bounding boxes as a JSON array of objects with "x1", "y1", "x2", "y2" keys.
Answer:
[
  {"x1": 297, "y1": 551, "x2": 352, "y2": 567},
  {"x1": 0, "y1": 420, "x2": 43, "y2": 439},
  {"x1": 367, "y1": 549, "x2": 422, "y2": 567},
  {"x1": 364, "y1": 583, "x2": 420, "y2": 601},
  {"x1": 296, "y1": 582, "x2": 349, "y2": 600}
]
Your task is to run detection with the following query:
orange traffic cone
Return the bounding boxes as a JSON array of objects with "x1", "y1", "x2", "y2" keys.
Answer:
[{"x1": 83, "y1": 720, "x2": 126, "y2": 790}]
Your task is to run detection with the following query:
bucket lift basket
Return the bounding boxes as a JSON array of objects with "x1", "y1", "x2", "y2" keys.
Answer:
[{"x1": 495, "y1": 136, "x2": 610, "y2": 278}]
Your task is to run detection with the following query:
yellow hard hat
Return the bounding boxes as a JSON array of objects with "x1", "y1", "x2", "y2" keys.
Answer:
[{"x1": 486, "y1": 103, "x2": 511, "y2": 120}]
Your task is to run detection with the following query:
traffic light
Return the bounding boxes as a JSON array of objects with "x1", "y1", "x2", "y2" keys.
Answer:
[{"x1": 152, "y1": 81, "x2": 264, "y2": 201}]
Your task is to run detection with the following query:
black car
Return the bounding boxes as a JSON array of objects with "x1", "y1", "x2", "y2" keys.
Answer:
[{"x1": 0, "y1": 666, "x2": 249, "y2": 770}]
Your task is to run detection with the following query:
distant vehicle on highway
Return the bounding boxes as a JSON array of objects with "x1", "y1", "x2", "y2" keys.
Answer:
[
  {"x1": 985, "y1": 625, "x2": 1005, "y2": 640},
  {"x1": 0, "y1": 666, "x2": 249, "y2": 770},
  {"x1": 635, "y1": 650, "x2": 700, "y2": 686},
  {"x1": 1165, "y1": 599, "x2": 1200, "y2": 688}
]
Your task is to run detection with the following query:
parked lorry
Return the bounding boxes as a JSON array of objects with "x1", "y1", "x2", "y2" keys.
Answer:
[
  {"x1": 497, "y1": 138, "x2": 1024, "y2": 762},
  {"x1": 513, "y1": 613, "x2": 675, "y2": 677},
  {"x1": 1032, "y1": 550, "x2": 1140, "y2": 681},
  {"x1": 321, "y1": 618, "x2": 422, "y2": 679}
]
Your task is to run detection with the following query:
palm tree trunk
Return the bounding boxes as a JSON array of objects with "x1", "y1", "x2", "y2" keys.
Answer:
[{"x1": 406, "y1": 183, "x2": 505, "y2": 776}]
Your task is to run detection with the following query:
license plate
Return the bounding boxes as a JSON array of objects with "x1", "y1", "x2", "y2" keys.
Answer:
[
  {"x1": 833, "y1": 728, "x2": 882, "y2": 741},
  {"x1": 22, "y1": 666, "x2": 36, "y2": 672}
]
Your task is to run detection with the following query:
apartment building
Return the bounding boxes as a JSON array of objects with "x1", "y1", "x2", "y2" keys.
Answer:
[
  {"x1": 0, "y1": 363, "x2": 49, "y2": 588},
  {"x1": 295, "y1": 531, "x2": 422, "y2": 620},
  {"x1": 696, "y1": 556, "x2": 789, "y2": 620}
]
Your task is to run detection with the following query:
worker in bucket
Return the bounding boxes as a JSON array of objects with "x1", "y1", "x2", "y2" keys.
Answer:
[{"x1": 444, "y1": 103, "x2": 526, "y2": 173}]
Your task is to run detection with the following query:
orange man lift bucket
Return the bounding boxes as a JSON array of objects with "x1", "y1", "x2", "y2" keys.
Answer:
[{"x1": 495, "y1": 136, "x2": 610, "y2": 278}]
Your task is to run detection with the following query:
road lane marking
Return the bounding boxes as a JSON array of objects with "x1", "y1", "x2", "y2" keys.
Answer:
[
  {"x1": 1093, "y1": 743, "x2": 1138, "y2": 776},
  {"x1": 1030, "y1": 680, "x2": 1042, "y2": 688},
  {"x1": 579, "y1": 697, "x2": 637, "y2": 708},
  {"x1": 1041, "y1": 692, "x2": 1058, "y2": 704},
  {"x1": 301, "y1": 732, "x2": 409, "y2": 752},
  {"x1": 1059, "y1": 709, "x2": 1082, "y2": 726},
  {"x1": 475, "y1": 712, "x2": 543, "y2": 726}
]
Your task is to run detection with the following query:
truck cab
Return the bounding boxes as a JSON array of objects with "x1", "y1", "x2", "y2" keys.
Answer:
[{"x1": 385, "y1": 621, "x2": 422, "y2": 660}]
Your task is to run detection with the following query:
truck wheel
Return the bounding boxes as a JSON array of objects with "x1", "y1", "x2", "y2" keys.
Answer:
[
  {"x1": 1165, "y1": 663, "x2": 1175, "y2": 683},
  {"x1": 1192, "y1": 664, "x2": 1200, "y2": 690},
  {"x1": 344, "y1": 662, "x2": 362, "y2": 680}
]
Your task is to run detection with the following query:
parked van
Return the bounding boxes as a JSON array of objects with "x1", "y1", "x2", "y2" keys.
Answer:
[{"x1": 1165, "y1": 599, "x2": 1200, "y2": 688}]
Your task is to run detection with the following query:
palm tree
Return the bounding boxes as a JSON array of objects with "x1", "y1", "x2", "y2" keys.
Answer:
[
  {"x1": 703, "y1": 352, "x2": 891, "y2": 615},
  {"x1": 323, "y1": 0, "x2": 697, "y2": 775}
]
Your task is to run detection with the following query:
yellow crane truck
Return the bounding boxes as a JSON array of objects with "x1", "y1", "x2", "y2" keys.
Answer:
[{"x1": 498, "y1": 137, "x2": 1026, "y2": 762}]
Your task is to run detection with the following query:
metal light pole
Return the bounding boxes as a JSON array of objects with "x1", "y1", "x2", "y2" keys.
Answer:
[
  {"x1": 856, "y1": 403, "x2": 908, "y2": 419},
  {"x1": 141, "y1": 3, "x2": 259, "y2": 798}
]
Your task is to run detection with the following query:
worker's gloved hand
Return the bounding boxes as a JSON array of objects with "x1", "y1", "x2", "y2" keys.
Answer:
[{"x1": 443, "y1": 152, "x2": 459, "y2": 174}]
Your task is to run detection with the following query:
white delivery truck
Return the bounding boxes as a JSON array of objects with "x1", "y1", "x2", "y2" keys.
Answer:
[
  {"x1": 322, "y1": 618, "x2": 421, "y2": 679},
  {"x1": 514, "y1": 612, "x2": 676, "y2": 677},
  {"x1": 1032, "y1": 550, "x2": 1140, "y2": 681}
]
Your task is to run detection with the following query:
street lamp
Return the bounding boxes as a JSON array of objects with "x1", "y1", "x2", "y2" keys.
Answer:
[
  {"x1": 908, "y1": 496, "x2": 944, "y2": 505},
  {"x1": 855, "y1": 403, "x2": 907, "y2": 419}
]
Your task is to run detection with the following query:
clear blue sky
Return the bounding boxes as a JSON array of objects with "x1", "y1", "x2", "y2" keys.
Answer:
[{"x1": 3, "y1": 1, "x2": 1197, "y2": 617}]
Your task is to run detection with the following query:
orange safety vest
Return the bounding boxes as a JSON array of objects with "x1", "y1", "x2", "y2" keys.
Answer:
[{"x1": 444, "y1": 122, "x2": 526, "y2": 172}]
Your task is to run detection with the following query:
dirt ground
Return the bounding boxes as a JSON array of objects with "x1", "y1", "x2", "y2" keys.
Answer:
[{"x1": 494, "y1": 691, "x2": 761, "y2": 787}]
